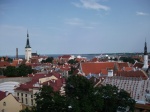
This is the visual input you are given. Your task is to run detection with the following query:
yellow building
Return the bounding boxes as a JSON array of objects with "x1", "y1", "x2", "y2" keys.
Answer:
[{"x1": 0, "y1": 91, "x2": 22, "y2": 112}]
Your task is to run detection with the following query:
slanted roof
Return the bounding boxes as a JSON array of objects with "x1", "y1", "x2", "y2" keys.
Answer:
[
  {"x1": 0, "y1": 91, "x2": 6, "y2": 101},
  {"x1": 81, "y1": 62, "x2": 115, "y2": 75},
  {"x1": 15, "y1": 72, "x2": 65, "y2": 92},
  {"x1": 117, "y1": 62, "x2": 129, "y2": 70},
  {"x1": 0, "y1": 61, "x2": 10, "y2": 68},
  {"x1": 59, "y1": 55, "x2": 71, "y2": 59},
  {"x1": 133, "y1": 62, "x2": 144, "y2": 68},
  {"x1": 116, "y1": 70, "x2": 148, "y2": 80}
]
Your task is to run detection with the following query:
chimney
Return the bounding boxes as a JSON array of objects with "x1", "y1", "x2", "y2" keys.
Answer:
[{"x1": 16, "y1": 48, "x2": 18, "y2": 59}]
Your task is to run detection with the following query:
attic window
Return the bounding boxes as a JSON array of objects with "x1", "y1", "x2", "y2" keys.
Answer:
[{"x1": 3, "y1": 102, "x2": 6, "y2": 106}]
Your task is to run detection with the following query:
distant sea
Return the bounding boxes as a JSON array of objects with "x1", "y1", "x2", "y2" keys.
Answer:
[{"x1": 7, "y1": 52, "x2": 144, "y2": 60}]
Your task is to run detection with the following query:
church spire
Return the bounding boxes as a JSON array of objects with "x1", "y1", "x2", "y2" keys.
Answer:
[
  {"x1": 144, "y1": 39, "x2": 147, "y2": 55},
  {"x1": 25, "y1": 30, "x2": 31, "y2": 48},
  {"x1": 27, "y1": 29, "x2": 29, "y2": 37}
]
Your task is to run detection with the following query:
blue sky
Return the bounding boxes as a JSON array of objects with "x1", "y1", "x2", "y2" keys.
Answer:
[{"x1": 0, "y1": 0, "x2": 150, "y2": 56}]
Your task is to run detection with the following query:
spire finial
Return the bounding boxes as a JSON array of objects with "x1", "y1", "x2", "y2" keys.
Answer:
[
  {"x1": 25, "y1": 30, "x2": 31, "y2": 48},
  {"x1": 27, "y1": 29, "x2": 29, "y2": 37},
  {"x1": 144, "y1": 38, "x2": 147, "y2": 55}
]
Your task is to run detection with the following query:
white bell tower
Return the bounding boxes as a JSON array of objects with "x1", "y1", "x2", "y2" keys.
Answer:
[{"x1": 25, "y1": 30, "x2": 32, "y2": 61}]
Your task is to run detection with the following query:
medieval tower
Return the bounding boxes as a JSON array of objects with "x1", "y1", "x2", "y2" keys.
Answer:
[{"x1": 25, "y1": 30, "x2": 32, "y2": 61}]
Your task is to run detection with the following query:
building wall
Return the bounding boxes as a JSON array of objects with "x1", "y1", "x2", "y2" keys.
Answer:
[
  {"x1": 143, "y1": 55, "x2": 149, "y2": 69},
  {"x1": 39, "y1": 76, "x2": 57, "y2": 83},
  {"x1": 15, "y1": 89, "x2": 39, "y2": 107},
  {"x1": 25, "y1": 48, "x2": 32, "y2": 61},
  {"x1": 15, "y1": 90, "x2": 34, "y2": 107},
  {"x1": 0, "y1": 77, "x2": 31, "y2": 83},
  {"x1": 0, "y1": 94, "x2": 22, "y2": 112}
]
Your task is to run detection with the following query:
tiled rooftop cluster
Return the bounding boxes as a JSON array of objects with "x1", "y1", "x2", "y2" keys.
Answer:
[{"x1": 101, "y1": 76, "x2": 150, "y2": 104}]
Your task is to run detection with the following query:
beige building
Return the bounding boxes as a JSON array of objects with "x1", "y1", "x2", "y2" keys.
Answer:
[
  {"x1": 14, "y1": 72, "x2": 65, "y2": 108},
  {"x1": 0, "y1": 91, "x2": 22, "y2": 112}
]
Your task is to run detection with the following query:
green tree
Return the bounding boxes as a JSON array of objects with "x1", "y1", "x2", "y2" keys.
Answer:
[
  {"x1": 65, "y1": 75, "x2": 103, "y2": 112},
  {"x1": 4, "y1": 66, "x2": 17, "y2": 77},
  {"x1": 120, "y1": 57, "x2": 135, "y2": 64},
  {"x1": 41, "y1": 57, "x2": 54, "y2": 63},
  {"x1": 34, "y1": 85, "x2": 67, "y2": 112},
  {"x1": 20, "y1": 76, "x2": 135, "y2": 112},
  {"x1": 20, "y1": 107, "x2": 36, "y2": 112},
  {"x1": 68, "y1": 59, "x2": 78, "y2": 65},
  {"x1": 98, "y1": 84, "x2": 135, "y2": 112},
  {"x1": 68, "y1": 66, "x2": 76, "y2": 75},
  {"x1": 17, "y1": 64, "x2": 33, "y2": 76}
]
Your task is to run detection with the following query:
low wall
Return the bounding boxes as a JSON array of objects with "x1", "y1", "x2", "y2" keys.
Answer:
[{"x1": 0, "y1": 77, "x2": 32, "y2": 83}]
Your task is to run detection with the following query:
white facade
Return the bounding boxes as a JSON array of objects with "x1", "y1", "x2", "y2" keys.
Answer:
[
  {"x1": 25, "y1": 48, "x2": 32, "y2": 61},
  {"x1": 108, "y1": 70, "x2": 113, "y2": 77},
  {"x1": 143, "y1": 55, "x2": 149, "y2": 69}
]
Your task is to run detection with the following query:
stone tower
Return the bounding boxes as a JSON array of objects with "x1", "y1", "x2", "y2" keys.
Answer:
[{"x1": 25, "y1": 30, "x2": 32, "y2": 61}]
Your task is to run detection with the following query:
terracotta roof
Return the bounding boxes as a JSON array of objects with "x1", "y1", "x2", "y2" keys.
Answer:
[
  {"x1": 135, "y1": 103, "x2": 150, "y2": 110},
  {"x1": 116, "y1": 70, "x2": 148, "y2": 80},
  {"x1": 81, "y1": 62, "x2": 115, "y2": 75},
  {"x1": 100, "y1": 69, "x2": 108, "y2": 75},
  {"x1": 0, "y1": 91, "x2": 6, "y2": 101},
  {"x1": 59, "y1": 55, "x2": 71, "y2": 59},
  {"x1": 123, "y1": 67, "x2": 133, "y2": 71},
  {"x1": 133, "y1": 62, "x2": 144, "y2": 68},
  {"x1": 0, "y1": 61, "x2": 10, "y2": 68},
  {"x1": 11, "y1": 60, "x2": 19, "y2": 66},
  {"x1": 15, "y1": 72, "x2": 65, "y2": 92},
  {"x1": 91, "y1": 58, "x2": 99, "y2": 62},
  {"x1": 42, "y1": 77, "x2": 65, "y2": 91},
  {"x1": 58, "y1": 65, "x2": 71, "y2": 71},
  {"x1": 117, "y1": 62, "x2": 129, "y2": 70},
  {"x1": 31, "y1": 58, "x2": 39, "y2": 63}
]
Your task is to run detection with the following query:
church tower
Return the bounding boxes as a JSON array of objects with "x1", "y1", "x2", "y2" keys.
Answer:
[
  {"x1": 25, "y1": 30, "x2": 32, "y2": 61},
  {"x1": 143, "y1": 40, "x2": 149, "y2": 69}
]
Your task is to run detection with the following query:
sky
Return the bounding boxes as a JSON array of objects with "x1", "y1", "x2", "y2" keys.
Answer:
[{"x1": 0, "y1": 0, "x2": 150, "y2": 56}]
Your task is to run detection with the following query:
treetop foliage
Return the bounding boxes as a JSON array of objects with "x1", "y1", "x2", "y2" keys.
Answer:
[
  {"x1": 20, "y1": 75, "x2": 136, "y2": 112},
  {"x1": 3, "y1": 64, "x2": 33, "y2": 77}
]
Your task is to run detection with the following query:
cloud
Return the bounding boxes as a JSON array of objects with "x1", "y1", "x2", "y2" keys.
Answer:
[
  {"x1": 65, "y1": 18, "x2": 101, "y2": 30},
  {"x1": 72, "y1": 0, "x2": 110, "y2": 11},
  {"x1": 136, "y1": 11, "x2": 149, "y2": 16},
  {"x1": 65, "y1": 18, "x2": 83, "y2": 26}
]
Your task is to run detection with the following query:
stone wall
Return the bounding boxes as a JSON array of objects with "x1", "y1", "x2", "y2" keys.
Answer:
[{"x1": 0, "y1": 77, "x2": 31, "y2": 83}]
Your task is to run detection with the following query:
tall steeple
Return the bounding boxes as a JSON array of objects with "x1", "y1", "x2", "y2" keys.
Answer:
[
  {"x1": 143, "y1": 39, "x2": 148, "y2": 69},
  {"x1": 25, "y1": 30, "x2": 31, "y2": 48},
  {"x1": 144, "y1": 39, "x2": 147, "y2": 55},
  {"x1": 25, "y1": 30, "x2": 32, "y2": 61}
]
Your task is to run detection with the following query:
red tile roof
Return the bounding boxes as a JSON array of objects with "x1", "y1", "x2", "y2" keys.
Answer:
[
  {"x1": 100, "y1": 69, "x2": 108, "y2": 75},
  {"x1": 81, "y1": 62, "x2": 115, "y2": 75},
  {"x1": 133, "y1": 62, "x2": 144, "y2": 68},
  {"x1": 116, "y1": 70, "x2": 148, "y2": 80},
  {"x1": 11, "y1": 60, "x2": 19, "y2": 66},
  {"x1": 15, "y1": 72, "x2": 65, "y2": 92},
  {"x1": 123, "y1": 67, "x2": 133, "y2": 71},
  {"x1": 58, "y1": 64, "x2": 71, "y2": 71},
  {"x1": 91, "y1": 58, "x2": 99, "y2": 62},
  {"x1": 0, "y1": 91, "x2": 6, "y2": 101},
  {"x1": 42, "y1": 77, "x2": 65, "y2": 91},
  {"x1": 116, "y1": 62, "x2": 129, "y2": 70},
  {"x1": 0, "y1": 61, "x2": 10, "y2": 68},
  {"x1": 59, "y1": 55, "x2": 71, "y2": 59}
]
